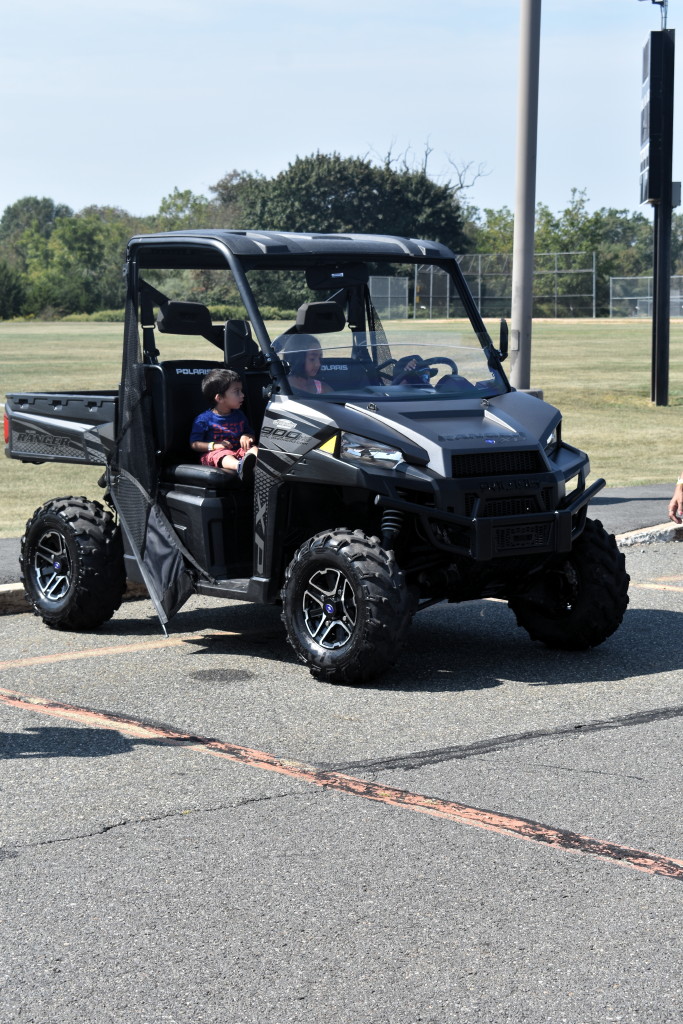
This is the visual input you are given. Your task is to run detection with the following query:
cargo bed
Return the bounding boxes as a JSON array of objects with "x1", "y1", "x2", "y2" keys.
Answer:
[{"x1": 4, "y1": 391, "x2": 118, "y2": 465}]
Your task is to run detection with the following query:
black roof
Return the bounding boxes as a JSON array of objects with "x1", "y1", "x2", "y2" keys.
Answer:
[{"x1": 126, "y1": 228, "x2": 455, "y2": 269}]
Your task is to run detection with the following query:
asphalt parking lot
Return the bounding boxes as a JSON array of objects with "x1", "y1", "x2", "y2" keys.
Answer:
[{"x1": 1, "y1": 512, "x2": 682, "y2": 1022}]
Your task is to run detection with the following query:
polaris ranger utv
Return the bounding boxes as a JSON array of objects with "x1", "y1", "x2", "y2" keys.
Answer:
[{"x1": 4, "y1": 229, "x2": 629, "y2": 684}]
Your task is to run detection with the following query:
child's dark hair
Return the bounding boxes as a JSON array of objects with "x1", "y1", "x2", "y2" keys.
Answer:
[
  {"x1": 201, "y1": 367, "x2": 242, "y2": 405},
  {"x1": 282, "y1": 334, "x2": 320, "y2": 377}
]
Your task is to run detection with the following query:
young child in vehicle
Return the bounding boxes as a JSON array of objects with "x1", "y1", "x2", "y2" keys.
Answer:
[
  {"x1": 189, "y1": 368, "x2": 257, "y2": 481},
  {"x1": 282, "y1": 335, "x2": 334, "y2": 395}
]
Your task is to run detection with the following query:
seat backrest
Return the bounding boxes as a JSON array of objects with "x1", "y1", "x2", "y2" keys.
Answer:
[
  {"x1": 155, "y1": 300, "x2": 223, "y2": 347},
  {"x1": 224, "y1": 319, "x2": 261, "y2": 369},
  {"x1": 317, "y1": 357, "x2": 378, "y2": 391},
  {"x1": 147, "y1": 360, "x2": 222, "y2": 463},
  {"x1": 295, "y1": 301, "x2": 346, "y2": 334}
]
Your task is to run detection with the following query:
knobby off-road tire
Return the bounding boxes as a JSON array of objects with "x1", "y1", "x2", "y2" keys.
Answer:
[
  {"x1": 20, "y1": 496, "x2": 126, "y2": 630},
  {"x1": 281, "y1": 528, "x2": 414, "y2": 685},
  {"x1": 508, "y1": 517, "x2": 630, "y2": 650}
]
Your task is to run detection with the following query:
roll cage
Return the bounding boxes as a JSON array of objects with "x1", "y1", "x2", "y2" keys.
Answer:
[{"x1": 125, "y1": 229, "x2": 511, "y2": 400}]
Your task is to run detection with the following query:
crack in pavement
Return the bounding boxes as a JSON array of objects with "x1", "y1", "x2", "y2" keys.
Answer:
[
  {"x1": 2, "y1": 790, "x2": 307, "y2": 853},
  {"x1": 499, "y1": 761, "x2": 647, "y2": 781}
]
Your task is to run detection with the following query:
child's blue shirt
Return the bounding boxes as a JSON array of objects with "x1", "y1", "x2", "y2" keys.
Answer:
[{"x1": 189, "y1": 408, "x2": 254, "y2": 452}]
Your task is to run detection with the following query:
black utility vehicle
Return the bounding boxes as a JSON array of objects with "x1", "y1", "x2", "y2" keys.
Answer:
[{"x1": 4, "y1": 229, "x2": 629, "y2": 683}]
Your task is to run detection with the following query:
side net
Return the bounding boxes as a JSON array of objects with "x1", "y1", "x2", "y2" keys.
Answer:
[
  {"x1": 109, "y1": 288, "x2": 194, "y2": 623},
  {"x1": 367, "y1": 297, "x2": 392, "y2": 383}
]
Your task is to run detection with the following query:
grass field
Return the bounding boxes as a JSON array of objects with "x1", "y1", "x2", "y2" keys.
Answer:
[{"x1": 1, "y1": 318, "x2": 681, "y2": 538}]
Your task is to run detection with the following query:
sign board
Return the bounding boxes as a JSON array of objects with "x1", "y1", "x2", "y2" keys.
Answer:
[{"x1": 640, "y1": 30, "x2": 675, "y2": 205}]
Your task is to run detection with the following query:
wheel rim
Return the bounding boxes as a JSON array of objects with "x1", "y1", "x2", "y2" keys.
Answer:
[
  {"x1": 548, "y1": 562, "x2": 580, "y2": 614},
  {"x1": 302, "y1": 567, "x2": 357, "y2": 650},
  {"x1": 31, "y1": 529, "x2": 72, "y2": 602}
]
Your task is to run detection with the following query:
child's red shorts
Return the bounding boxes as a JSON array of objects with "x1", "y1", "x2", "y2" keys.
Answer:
[{"x1": 200, "y1": 447, "x2": 247, "y2": 469}]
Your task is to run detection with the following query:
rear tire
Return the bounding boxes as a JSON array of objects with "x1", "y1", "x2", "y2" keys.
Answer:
[
  {"x1": 20, "y1": 496, "x2": 125, "y2": 630},
  {"x1": 508, "y1": 517, "x2": 629, "y2": 650},
  {"x1": 282, "y1": 528, "x2": 413, "y2": 684}
]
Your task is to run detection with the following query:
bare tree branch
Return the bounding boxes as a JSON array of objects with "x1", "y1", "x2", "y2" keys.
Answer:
[{"x1": 445, "y1": 157, "x2": 491, "y2": 195}]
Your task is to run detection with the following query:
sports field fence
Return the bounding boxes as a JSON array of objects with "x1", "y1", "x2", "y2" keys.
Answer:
[
  {"x1": 369, "y1": 252, "x2": 597, "y2": 319},
  {"x1": 609, "y1": 275, "x2": 683, "y2": 317}
]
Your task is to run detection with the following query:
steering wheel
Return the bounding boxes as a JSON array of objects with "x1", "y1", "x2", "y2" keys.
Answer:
[{"x1": 391, "y1": 356, "x2": 458, "y2": 386}]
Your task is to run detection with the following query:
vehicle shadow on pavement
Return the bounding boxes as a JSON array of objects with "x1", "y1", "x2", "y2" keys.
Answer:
[
  {"x1": 380, "y1": 604, "x2": 681, "y2": 693},
  {"x1": 119, "y1": 599, "x2": 682, "y2": 695},
  {"x1": 78, "y1": 598, "x2": 681, "y2": 695},
  {"x1": 0, "y1": 725, "x2": 166, "y2": 760},
  {"x1": 95, "y1": 599, "x2": 286, "y2": 640}
]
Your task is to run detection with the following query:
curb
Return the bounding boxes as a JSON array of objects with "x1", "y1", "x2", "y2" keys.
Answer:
[
  {"x1": 1, "y1": 524, "x2": 681, "y2": 617},
  {"x1": 615, "y1": 522, "x2": 683, "y2": 547}
]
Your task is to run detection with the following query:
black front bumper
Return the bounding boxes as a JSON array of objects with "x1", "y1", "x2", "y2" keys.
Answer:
[{"x1": 376, "y1": 478, "x2": 606, "y2": 560}]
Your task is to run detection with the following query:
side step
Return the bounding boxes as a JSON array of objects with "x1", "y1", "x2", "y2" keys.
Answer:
[{"x1": 196, "y1": 577, "x2": 251, "y2": 600}]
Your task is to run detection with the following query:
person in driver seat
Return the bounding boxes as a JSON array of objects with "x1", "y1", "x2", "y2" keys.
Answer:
[
  {"x1": 392, "y1": 355, "x2": 436, "y2": 385},
  {"x1": 283, "y1": 335, "x2": 334, "y2": 395}
]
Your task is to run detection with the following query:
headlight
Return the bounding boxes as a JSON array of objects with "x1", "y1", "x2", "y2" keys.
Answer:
[
  {"x1": 339, "y1": 432, "x2": 404, "y2": 466},
  {"x1": 544, "y1": 423, "x2": 561, "y2": 457}
]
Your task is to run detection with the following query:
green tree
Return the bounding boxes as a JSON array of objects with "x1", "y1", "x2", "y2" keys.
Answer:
[
  {"x1": 21, "y1": 209, "x2": 135, "y2": 315},
  {"x1": 210, "y1": 170, "x2": 274, "y2": 227},
  {"x1": 469, "y1": 206, "x2": 514, "y2": 253},
  {"x1": 211, "y1": 153, "x2": 467, "y2": 251},
  {"x1": 155, "y1": 187, "x2": 217, "y2": 231},
  {"x1": 469, "y1": 191, "x2": 654, "y2": 316},
  {"x1": 534, "y1": 190, "x2": 653, "y2": 314},
  {"x1": 211, "y1": 155, "x2": 469, "y2": 310},
  {"x1": 0, "y1": 259, "x2": 25, "y2": 318},
  {"x1": 669, "y1": 211, "x2": 683, "y2": 273},
  {"x1": 0, "y1": 196, "x2": 73, "y2": 243},
  {"x1": 0, "y1": 195, "x2": 75, "y2": 310}
]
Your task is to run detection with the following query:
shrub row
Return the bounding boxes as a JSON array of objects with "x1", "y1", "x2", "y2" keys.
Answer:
[{"x1": 60, "y1": 305, "x2": 298, "y2": 323}]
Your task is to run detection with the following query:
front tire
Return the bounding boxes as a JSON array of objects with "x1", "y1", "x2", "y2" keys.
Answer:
[
  {"x1": 21, "y1": 497, "x2": 125, "y2": 630},
  {"x1": 508, "y1": 517, "x2": 630, "y2": 650},
  {"x1": 282, "y1": 529, "x2": 413, "y2": 684}
]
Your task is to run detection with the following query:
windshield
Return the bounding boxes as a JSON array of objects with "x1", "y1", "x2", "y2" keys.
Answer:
[
  {"x1": 247, "y1": 261, "x2": 508, "y2": 402},
  {"x1": 275, "y1": 324, "x2": 507, "y2": 401}
]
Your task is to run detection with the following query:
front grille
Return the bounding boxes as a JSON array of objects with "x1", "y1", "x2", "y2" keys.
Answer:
[
  {"x1": 465, "y1": 486, "x2": 555, "y2": 517},
  {"x1": 452, "y1": 450, "x2": 545, "y2": 478},
  {"x1": 481, "y1": 496, "x2": 541, "y2": 517}
]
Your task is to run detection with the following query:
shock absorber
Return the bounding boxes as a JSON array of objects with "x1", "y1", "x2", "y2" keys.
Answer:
[{"x1": 381, "y1": 509, "x2": 404, "y2": 550}]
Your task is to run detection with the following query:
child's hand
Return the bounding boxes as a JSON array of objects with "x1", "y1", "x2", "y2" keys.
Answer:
[{"x1": 241, "y1": 435, "x2": 255, "y2": 451}]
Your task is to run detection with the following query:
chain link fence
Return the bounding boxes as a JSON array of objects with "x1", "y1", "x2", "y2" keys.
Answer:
[
  {"x1": 367, "y1": 275, "x2": 410, "y2": 318},
  {"x1": 609, "y1": 276, "x2": 683, "y2": 317},
  {"x1": 456, "y1": 253, "x2": 596, "y2": 318},
  {"x1": 371, "y1": 253, "x2": 597, "y2": 319}
]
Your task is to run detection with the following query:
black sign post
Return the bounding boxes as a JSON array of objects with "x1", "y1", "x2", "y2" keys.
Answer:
[{"x1": 640, "y1": 29, "x2": 676, "y2": 406}]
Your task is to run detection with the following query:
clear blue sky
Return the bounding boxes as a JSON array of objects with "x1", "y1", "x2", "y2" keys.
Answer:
[{"x1": 0, "y1": 0, "x2": 677, "y2": 219}]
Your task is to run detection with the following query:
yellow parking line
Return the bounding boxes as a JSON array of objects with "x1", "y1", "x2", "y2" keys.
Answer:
[
  {"x1": 630, "y1": 582, "x2": 683, "y2": 593},
  {"x1": 0, "y1": 629, "x2": 240, "y2": 671}
]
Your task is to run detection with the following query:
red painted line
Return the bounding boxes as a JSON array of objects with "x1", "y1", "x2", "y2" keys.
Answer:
[{"x1": 2, "y1": 687, "x2": 682, "y2": 882}]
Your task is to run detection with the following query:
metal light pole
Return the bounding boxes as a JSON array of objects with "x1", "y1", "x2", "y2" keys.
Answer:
[
  {"x1": 510, "y1": 0, "x2": 542, "y2": 391},
  {"x1": 639, "y1": 1, "x2": 676, "y2": 405}
]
